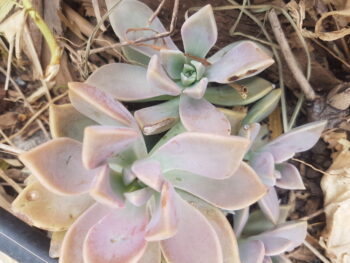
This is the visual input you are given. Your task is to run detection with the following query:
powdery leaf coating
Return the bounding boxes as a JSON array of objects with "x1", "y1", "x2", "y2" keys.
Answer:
[
  {"x1": 160, "y1": 49, "x2": 186, "y2": 79},
  {"x1": 151, "y1": 132, "x2": 250, "y2": 179},
  {"x1": 137, "y1": 242, "x2": 161, "y2": 263},
  {"x1": 12, "y1": 181, "x2": 94, "y2": 232},
  {"x1": 181, "y1": 4, "x2": 217, "y2": 58},
  {"x1": 160, "y1": 195, "x2": 223, "y2": 263},
  {"x1": 59, "y1": 204, "x2": 110, "y2": 263},
  {"x1": 147, "y1": 55, "x2": 182, "y2": 96},
  {"x1": 83, "y1": 204, "x2": 148, "y2": 263},
  {"x1": 145, "y1": 182, "x2": 179, "y2": 241},
  {"x1": 250, "y1": 152, "x2": 276, "y2": 187},
  {"x1": 106, "y1": 0, "x2": 177, "y2": 57},
  {"x1": 260, "y1": 120, "x2": 327, "y2": 163},
  {"x1": 124, "y1": 188, "x2": 153, "y2": 207},
  {"x1": 82, "y1": 126, "x2": 140, "y2": 169},
  {"x1": 49, "y1": 104, "x2": 96, "y2": 141},
  {"x1": 131, "y1": 159, "x2": 164, "y2": 192},
  {"x1": 238, "y1": 240, "x2": 265, "y2": 263},
  {"x1": 181, "y1": 192, "x2": 241, "y2": 263},
  {"x1": 134, "y1": 98, "x2": 180, "y2": 136},
  {"x1": 258, "y1": 187, "x2": 280, "y2": 224},
  {"x1": 206, "y1": 41, "x2": 274, "y2": 83},
  {"x1": 68, "y1": 82, "x2": 136, "y2": 128},
  {"x1": 164, "y1": 162, "x2": 266, "y2": 210},
  {"x1": 255, "y1": 236, "x2": 293, "y2": 256},
  {"x1": 179, "y1": 95, "x2": 231, "y2": 135},
  {"x1": 86, "y1": 63, "x2": 168, "y2": 101},
  {"x1": 275, "y1": 163, "x2": 305, "y2": 190},
  {"x1": 89, "y1": 165, "x2": 125, "y2": 208},
  {"x1": 233, "y1": 207, "x2": 249, "y2": 237},
  {"x1": 182, "y1": 78, "x2": 208, "y2": 99},
  {"x1": 19, "y1": 138, "x2": 98, "y2": 196}
]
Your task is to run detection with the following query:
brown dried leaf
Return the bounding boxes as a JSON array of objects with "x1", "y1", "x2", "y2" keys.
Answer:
[
  {"x1": 327, "y1": 83, "x2": 350, "y2": 111},
  {"x1": 0, "y1": 112, "x2": 17, "y2": 129}
]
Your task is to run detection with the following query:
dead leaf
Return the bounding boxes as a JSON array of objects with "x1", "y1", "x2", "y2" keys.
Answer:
[
  {"x1": 327, "y1": 83, "x2": 350, "y2": 110},
  {"x1": 321, "y1": 137, "x2": 350, "y2": 262},
  {"x1": 0, "y1": 112, "x2": 17, "y2": 129}
]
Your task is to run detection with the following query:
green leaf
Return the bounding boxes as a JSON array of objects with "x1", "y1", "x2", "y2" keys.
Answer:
[
  {"x1": 204, "y1": 77, "x2": 274, "y2": 106},
  {"x1": 242, "y1": 89, "x2": 281, "y2": 125}
]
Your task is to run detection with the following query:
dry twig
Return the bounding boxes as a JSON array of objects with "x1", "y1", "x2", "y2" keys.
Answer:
[{"x1": 268, "y1": 9, "x2": 316, "y2": 101}]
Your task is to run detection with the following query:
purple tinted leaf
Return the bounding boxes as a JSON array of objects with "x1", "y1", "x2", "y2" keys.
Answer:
[
  {"x1": 276, "y1": 163, "x2": 305, "y2": 190},
  {"x1": 258, "y1": 187, "x2": 280, "y2": 224}
]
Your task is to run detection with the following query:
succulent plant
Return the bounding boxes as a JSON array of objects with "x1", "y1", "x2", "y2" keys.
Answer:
[
  {"x1": 85, "y1": 1, "x2": 275, "y2": 135},
  {"x1": 240, "y1": 120, "x2": 327, "y2": 223},
  {"x1": 12, "y1": 82, "x2": 267, "y2": 262},
  {"x1": 234, "y1": 206, "x2": 307, "y2": 263}
]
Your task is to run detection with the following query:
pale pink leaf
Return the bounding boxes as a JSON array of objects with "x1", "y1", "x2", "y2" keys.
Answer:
[
  {"x1": 256, "y1": 236, "x2": 293, "y2": 256},
  {"x1": 68, "y1": 82, "x2": 136, "y2": 128},
  {"x1": 161, "y1": 195, "x2": 223, "y2": 263},
  {"x1": 124, "y1": 188, "x2": 153, "y2": 207},
  {"x1": 181, "y1": 5, "x2": 217, "y2": 58},
  {"x1": 151, "y1": 132, "x2": 249, "y2": 179},
  {"x1": 206, "y1": 41, "x2": 274, "y2": 83},
  {"x1": 59, "y1": 204, "x2": 110, "y2": 263},
  {"x1": 179, "y1": 95, "x2": 231, "y2": 135},
  {"x1": 238, "y1": 240, "x2": 265, "y2": 263},
  {"x1": 19, "y1": 138, "x2": 97, "y2": 195},
  {"x1": 276, "y1": 163, "x2": 305, "y2": 190},
  {"x1": 147, "y1": 55, "x2": 182, "y2": 96},
  {"x1": 86, "y1": 63, "x2": 170, "y2": 101},
  {"x1": 137, "y1": 242, "x2": 161, "y2": 263},
  {"x1": 233, "y1": 207, "x2": 249, "y2": 237},
  {"x1": 182, "y1": 78, "x2": 208, "y2": 99},
  {"x1": 258, "y1": 187, "x2": 280, "y2": 224},
  {"x1": 250, "y1": 152, "x2": 276, "y2": 186},
  {"x1": 82, "y1": 126, "x2": 140, "y2": 169},
  {"x1": 106, "y1": 0, "x2": 177, "y2": 57},
  {"x1": 83, "y1": 204, "x2": 148, "y2": 263},
  {"x1": 146, "y1": 182, "x2": 179, "y2": 241},
  {"x1": 131, "y1": 159, "x2": 164, "y2": 191},
  {"x1": 90, "y1": 165, "x2": 125, "y2": 208},
  {"x1": 165, "y1": 162, "x2": 266, "y2": 210},
  {"x1": 134, "y1": 98, "x2": 180, "y2": 135},
  {"x1": 261, "y1": 120, "x2": 327, "y2": 163}
]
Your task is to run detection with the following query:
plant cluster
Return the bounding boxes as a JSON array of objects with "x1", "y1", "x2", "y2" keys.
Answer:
[{"x1": 11, "y1": 1, "x2": 326, "y2": 262}]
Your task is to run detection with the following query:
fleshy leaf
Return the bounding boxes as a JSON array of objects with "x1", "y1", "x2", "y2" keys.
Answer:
[
  {"x1": 138, "y1": 242, "x2": 161, "y2": 263},
  {"x1": 181, "y1": 4, "x2": 217, "y2": 58},
  {"x1": 205, "y1": 77, "x2": 274, "y2": 106},
  {"x1": 256, "y1": 221, "x2": 307, "y2": 251},
  {"x1": 49, "y1": 104, "x2": 96, "y2": 141},
  {"x1": 179, "y1": 95, "x2": 231, "y2": 135},
  {"x1": 250, "y1": 152, "x2": 276, "y2": 186},
  {"x1": 242, "y1": 89, "x2": 282, "y2": 125},
  {"x1": 255, "y1": 236, "x2": 293, "y2": 256},
  {"x1": 121, "y1": 46, "x2": 150, "y2": 66},
  {"x1": 86, "y1": 63, "x2": 170, "y2": 101},
  {"x1": 131, "y1": 159, "x2": 164, "y2": 191},
  {"x1": 151, "y1": 132, "x2": 249, "y2": 179},
  {"x1": 276, "y1": 163, "x2": 305, "y2": 190},
  {"x1": 60, "y1": 204, "x2": 110, "y2": 263},
  {"x1": 181, "y1": 192, "x2": 241, "y2": 263},
  {"x1": 233, "y1": 207, "x2": 249, "y2": 238},
  {"x1": 12, "y1": 181, "x2": 94, "y2": 232},
  {"x1": 83, "y1": 204, "x2": 148, "y2": 263},
  {"x1": 161, "y1": 195, "x2": 223, "y2": 263},
  {"x1": 124, "y1": 187, "x2": 153, "y2": 207},
  {"x1": 219, "y1": 108, "x2": 246, "y2": 135},
  {"x1": 50, "y1": 231, "x2": 66, "y2": 258},
  {"x1": 68, "y1": 82, "x2": 136, "y2": 128},
  {"x1": 261, "y1": 120, "x2": 327, "y2": 163},
  {"x1": 160, "y1": 49, "x2": 186, "y2": 79},
  {"x1": 238, "y1": 240, "x2": 265, "y2": 263},
  {"x1": 19, "y1": 138, "x2": 97, "y2": 195},
  {"x1": 206, "y1": 41, "x2": 274, "y2": 83},
  {"x1": 134, "y1": 98, "x2": 180, "y2": 135},
  {"x1": 146, "y1": 182, "x2": 179, "y2": 241},
  {"x1": 165, "y1": 162, "x2": 266, "y2": 210},
  {"x1": 82, "y1": 126, "x2": 140, "y2": 169},
  {"x1": 106, "y1": 0, "x2": 177, "y2": 57},
  {"x1": 182, "y1": 78, "x2": 208, "y2": 99},
  {"x1": 147, "y1": 55, "x2": 182, "y2": 96},
  {"x1": 90, "y1": 165, "x2": 125, "y2": 208},
  {"x1": 258, "y1": 187, "x2": 280, "y2": 224}
]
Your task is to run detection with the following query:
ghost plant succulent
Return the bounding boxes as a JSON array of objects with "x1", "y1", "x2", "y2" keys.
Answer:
[
  {"x1": 86, "y1": 0, "x2": 275, "y2": 136},
  {"x1": 240, "y1": 120, "x2": 327, "y2": 224},
  {"x1": 12, "y1": 82, "x2": 266, "y2": 262}
]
